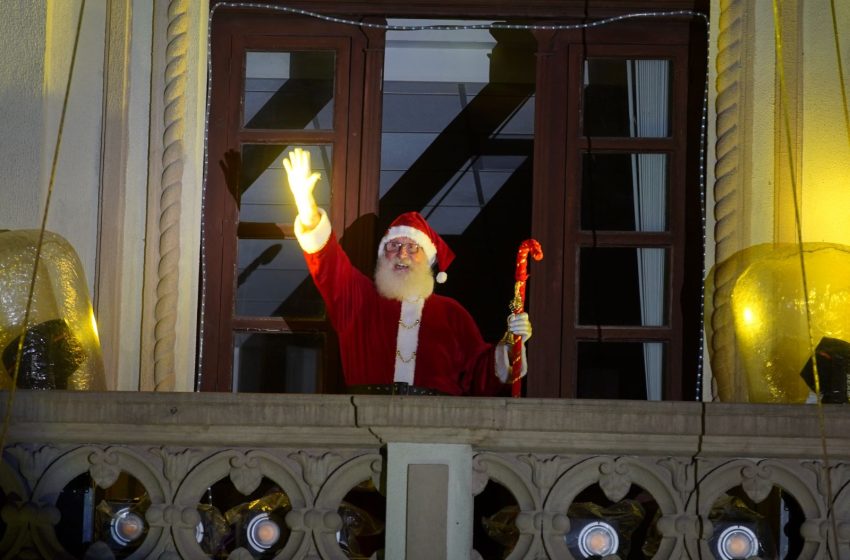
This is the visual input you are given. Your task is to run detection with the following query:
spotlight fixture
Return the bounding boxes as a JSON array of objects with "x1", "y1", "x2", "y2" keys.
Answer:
[
  {"x1": 109, "y1": 507, "x2": 146, "y2": 547},
  {"x1": 576, "y1": 520, "x2": 619, "y2": 558},
  {"x1": 94, "y1": 498, "x2": 150, "y2": 554},
  {"x1": 222, "y1": 488, "x2": 291, "y2": 555},
  {"x1": 245, "y1": 512, "x2": 282, "y2": 552},
  {"x1": 716, "y1": 524, "x2": 759, "y2": 560},
  {"x1": 566, "y1": 498, "x2": 644, "y2": 559},
  {"x1": 708, "y1": 494, "x2": 775, "y2": 560}
]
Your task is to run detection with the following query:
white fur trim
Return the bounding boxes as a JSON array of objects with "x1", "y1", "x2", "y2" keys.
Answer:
[
  {"x1": 435, "y1": 271, "x2": 447, "y2": 284},
  {"x1": 379, "y1": 225, "x2": 437, "y2": 265},
  {"x1": 394, "y1": 298, "x2": 424, "y2": 384},
  {"x1": 495, "y1": 342, "x2": 527, "y2": 383},
  {"x1": 294, "y1": 209, "x2": 332, "y2": 254}
]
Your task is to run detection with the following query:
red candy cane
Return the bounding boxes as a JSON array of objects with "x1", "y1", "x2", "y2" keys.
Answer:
[{"x1": 508, "y1": 239, "x2": 543, "y2": 397}]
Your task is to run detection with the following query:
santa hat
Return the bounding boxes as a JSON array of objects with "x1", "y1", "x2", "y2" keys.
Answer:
[{"x1": 379, "y1": 211, "x2": 455, "y2": 283}]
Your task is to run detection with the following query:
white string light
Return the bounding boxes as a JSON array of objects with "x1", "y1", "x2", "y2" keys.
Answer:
[
  {"x1": 198, "y1": 2, "x2": 711, "y2": 398},
  {"x1": 210, "y1": 2, "x2": 705, "y2": 31}
]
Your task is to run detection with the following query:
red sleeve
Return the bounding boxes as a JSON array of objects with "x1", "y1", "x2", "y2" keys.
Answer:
[{"x1": 303, "y1": 235, "x2": 374, "y2": 334}]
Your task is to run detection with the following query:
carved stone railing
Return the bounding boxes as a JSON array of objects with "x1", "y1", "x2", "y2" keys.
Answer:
[{"x1": 2, "y1": 391, "x2": 850, "y2": 559}]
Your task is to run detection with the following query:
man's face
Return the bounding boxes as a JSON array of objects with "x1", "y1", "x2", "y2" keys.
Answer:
[
  {"x1": 375, "y1": 236, "x2": 434, "y2": 300},
  {"x1": 382, "y1": 236, "x2": 427, "y2": 274}
]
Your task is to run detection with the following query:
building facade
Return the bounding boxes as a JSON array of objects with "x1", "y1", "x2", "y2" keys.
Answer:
[{"x1": 2, "y1": 0, "x2": 850, "y2": 558}]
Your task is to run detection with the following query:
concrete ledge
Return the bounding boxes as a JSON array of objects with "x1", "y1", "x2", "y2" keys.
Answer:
[{"x1": 4, "y1": 390, "x2": 850, "y2": 459}]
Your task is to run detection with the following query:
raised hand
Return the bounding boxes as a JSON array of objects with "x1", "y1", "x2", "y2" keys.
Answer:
[{"x1": 282, "y1": 148, "x2": 321, "y2": 229}]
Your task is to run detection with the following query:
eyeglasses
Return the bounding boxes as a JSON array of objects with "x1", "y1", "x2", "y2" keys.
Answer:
[{"x1": 384, "y1": 240, "x2": 421, "y2": 255}]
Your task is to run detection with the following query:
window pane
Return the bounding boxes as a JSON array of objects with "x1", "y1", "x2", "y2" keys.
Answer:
[
  {"x1": 236, "y1": 143, "x2": 332, "y2": 319},
  {"x1": 235, "y1": 239, "x2": 323, "y2": 317},
  {"x1": 577, "y1": 341, "x2": 666, "y2": 400},
  {"x1": 582, "y1": 153, "x2": 668, "y2": 232},
  {"x1": 233, "y1": 332, "x2": 323, "y2": 393},
  {"x1": 243, "y1": 51, "x2": 335, "y2": 129},
  {"x1": 239, "y1": 144, "x2": 332, "y2": 223},
  {"x1": 579, "y1": 247, "x2": 667, "y2": 326},
  {"x1": 380, "y1": 20, "x2": 535, "y2": 340},
  {"x1": 583, "y1": 59, "x2": 671, "y2": 137}
]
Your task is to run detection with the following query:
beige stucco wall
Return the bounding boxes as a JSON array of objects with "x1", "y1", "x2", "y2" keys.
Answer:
[
  {"x1": 0, "y1": 1, "x2": 105, "y2": 292},
  {"x1": 710, "y1": 0, "x2": 850, "y2": 248},
  {"x1": 43, "y1": 0, "x2": 106, "y2": 289},
  {"x1": 0, "y1": 1, "x2": 154, "y2": 391},
  {"x1": 706, "y1": 0, "x2": 850, "y2": 401},
  {"x1": 0, "y1": 2, "x2": 47, "y2": 232},
  {"x1": 800, "y1": 3, "x2": 850, "y2": 244}
]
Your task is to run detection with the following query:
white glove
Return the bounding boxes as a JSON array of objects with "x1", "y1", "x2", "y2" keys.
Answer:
[
  {"x1": 507, "y1": 312, "x2": 532, "y2": 343},
  {"x1": 495, "y1": 313, "x2": 531, "y2": 383},
  {"x1": 282, "y1": 148, "x2": 321, "y2": 229}
]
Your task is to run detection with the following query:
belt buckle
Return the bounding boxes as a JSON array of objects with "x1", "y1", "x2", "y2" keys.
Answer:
[{"x1": 393, "y1": 382, "x2": 411, "y2": 395}]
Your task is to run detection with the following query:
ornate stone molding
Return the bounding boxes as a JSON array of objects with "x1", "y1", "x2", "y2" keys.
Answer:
[
  {"x1": 142, "y1": 0, "x2": 207, "y2": 391},
  {"x1": 708, "y1": 0, "x2": 755, "y2": 401},
  {"x1": 3, "y1": 392, "x2": 850, "y2": 557},
  {"x1": 152, "y1": 0, "x2": 189, "y2": 392}
]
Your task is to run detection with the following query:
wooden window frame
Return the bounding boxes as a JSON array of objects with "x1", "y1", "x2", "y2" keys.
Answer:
[
  {"x1": 201, "y1": 10, "x2": 384, "y2": 392},
  {"x1": 202, "y1": 2, "x2": 707, "y2": 399},
  {"x1": 528, "y1": 22, "x2": 705, "y2": 399}
]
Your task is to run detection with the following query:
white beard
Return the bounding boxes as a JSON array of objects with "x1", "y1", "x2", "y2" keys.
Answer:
[{"x1": 374, "y1": 255, "x2": 434, "y2": 301}]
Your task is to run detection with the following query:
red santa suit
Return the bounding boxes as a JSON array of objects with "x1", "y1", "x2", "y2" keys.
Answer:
[{"x1": 295, "y1": 210, "x2": 512, "y2": 396}]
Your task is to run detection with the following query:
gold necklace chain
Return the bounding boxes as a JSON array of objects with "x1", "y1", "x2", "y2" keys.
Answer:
[
  {"x1": 396, "y1": 350, "x2": 416, "y2": 363},
  {"x1": 398, "y1": 318, "x2": 420, "y2": 329}
]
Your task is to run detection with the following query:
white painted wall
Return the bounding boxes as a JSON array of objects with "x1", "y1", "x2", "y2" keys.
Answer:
[
  {"x1": 114, "y1": 0, "x2": 154, "y2": 390},
  {"x1": 748, "y1": 0, "x2": 778, "y2": 245},
  {"x1": 801, "y1": 3, "x2": 850, "y2": 244},
  {"x1": 44, "y1": 0, "x2": 106, "y2": 294},
  {"x1": 0, "y1": 1, "x2": 157, "y2": 391},
  {"x1": 0, "y1": 2, "x2": 47, "y2": 232},
  {"x1": 741, "y1": 1, "x2": 850, "y2": 246},
  {"x1": 0, "y1": 0, "x2": 104, "y2": 295}
]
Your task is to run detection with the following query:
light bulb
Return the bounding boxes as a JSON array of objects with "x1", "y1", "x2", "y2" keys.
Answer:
[
  {"x1": 110, "y1": 507, "x2": 145, "y2": 546},
  {"x1": 577, "y1": 521, "x2": 618, "y2": 557},
  {"x1": 717, "y1": 525, "x2": 758, "y2": 559},
  {"x1": 246, "y1": 512, "x2": 281, "y2": 551}
]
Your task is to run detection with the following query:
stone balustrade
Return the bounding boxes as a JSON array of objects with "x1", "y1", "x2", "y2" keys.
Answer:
[{"x1": 2, "y1": 390, "x2": 850, "y2": 559}]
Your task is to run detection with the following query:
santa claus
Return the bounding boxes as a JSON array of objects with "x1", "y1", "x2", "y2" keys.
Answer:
[{"x1": 283, "y1": 148, "x2": 532, "y2": 396}]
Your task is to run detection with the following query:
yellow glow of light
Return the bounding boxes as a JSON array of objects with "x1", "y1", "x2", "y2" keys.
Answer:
[
  {"x1": 726, "y1": 534, "x2": 749, "y2": 556},
  {"x1": 735, "y1": 304, "x2": 762, "y2": 338},
  {"x1": 805, "y1": 175, "x2": 850, "y2": 245},
  {"x1": 254, "y1": 520, "x2": 280, "y2": 546},
  {"x1": 89, "y1": 308, "x2": 100, "y2": 344},
  {"x1": 115, "y1": 513, "x2": 144, "y2": 541},
  {"x1": 587, "y1": 531, "x2": 612, "y2": 553},
  {"x1": 707, "y1": 242, "x2": 850, "y2": 403}
]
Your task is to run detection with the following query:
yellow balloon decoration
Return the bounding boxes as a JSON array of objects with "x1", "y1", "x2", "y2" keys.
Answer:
[
  {"x1": 0, "y1": 230, "x2": 105, "y2": 391},
  {"x1": 705, "y1": 243, "x2": 850, "y2": 403}
]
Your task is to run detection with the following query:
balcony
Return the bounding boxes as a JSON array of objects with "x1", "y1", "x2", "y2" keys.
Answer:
[{"x1": 2, "y1": 390, "x2": 849, "y2": 558}]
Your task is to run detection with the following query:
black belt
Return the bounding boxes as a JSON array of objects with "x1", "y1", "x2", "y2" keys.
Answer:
[{"x1": 349, "y1": 382, "x2": 446, "y2": 396}]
